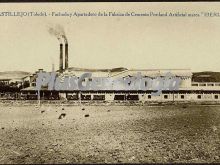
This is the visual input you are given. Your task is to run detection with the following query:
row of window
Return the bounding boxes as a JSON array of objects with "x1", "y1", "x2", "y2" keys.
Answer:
[
  {"x1": 197, "y1": 95, "x2": 218, "y2": 99},
  {"x1": 67, "y1": 94, "x2": 106, "y2": 100},
  {"x1": 162, "y1": 94, "x2": 219, "y2": 99},
  {"x1": 192, "y1": 83, "x2": 220, "y2": 86},
  {"x1": 146, "y1": 94, "x2": 219, "y2": 99},
  {"x1": 67, "y1": 94, "x2": 220, "y2": 100}
]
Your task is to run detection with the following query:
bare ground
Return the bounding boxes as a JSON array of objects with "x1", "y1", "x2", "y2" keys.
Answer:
[{"x1": 0, "y1": 103, "x2": 220, "y2": 163}]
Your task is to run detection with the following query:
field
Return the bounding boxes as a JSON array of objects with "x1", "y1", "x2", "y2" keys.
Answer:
[{"x1": 0, "y1": 103, "x2": 220, "y2": 163}]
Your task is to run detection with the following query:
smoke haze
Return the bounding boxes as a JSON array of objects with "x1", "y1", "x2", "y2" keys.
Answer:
[{"x1": 48, "y1": 24, "x2": 68, "y2": 44}]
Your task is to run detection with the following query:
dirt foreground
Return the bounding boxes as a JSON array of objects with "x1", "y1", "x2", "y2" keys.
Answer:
[{"x1": 0, "y1": 103, "x2": 220, "y2": 163}]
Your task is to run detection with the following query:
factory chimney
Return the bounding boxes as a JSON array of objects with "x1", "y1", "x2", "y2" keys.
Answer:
[
  {"x1": 59, "y1": 43, "x2": 63, "y2": 72},
  {"x1": 48, "y1": 25, "x2": 68, "y2": 72},
  {"x1": 65, "y1": 43, "x2": 68, "y2": 70}
]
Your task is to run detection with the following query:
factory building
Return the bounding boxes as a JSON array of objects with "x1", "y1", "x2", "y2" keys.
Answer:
[{"x1": 20, "y1": 39, "x2": 220, "y2": 103}]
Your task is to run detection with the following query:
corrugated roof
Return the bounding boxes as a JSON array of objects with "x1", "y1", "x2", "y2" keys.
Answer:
[{"x1": 62, "y1": 68, "x2": 192, "y2": 78}]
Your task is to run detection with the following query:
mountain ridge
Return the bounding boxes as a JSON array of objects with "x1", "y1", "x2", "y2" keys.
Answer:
[{"x1": 0, "y1": 71, "x2": 32, "y2": 80}]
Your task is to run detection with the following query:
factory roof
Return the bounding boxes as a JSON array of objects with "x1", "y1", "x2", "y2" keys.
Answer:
[
  {"x1": 67, "y1": 67, "x2": 127, "y2": 72},
  {"x1": 62, "y1": 67, "x2": 192, "y2": 78}
]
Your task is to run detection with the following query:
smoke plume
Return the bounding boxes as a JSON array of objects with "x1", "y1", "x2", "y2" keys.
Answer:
[{"x1": 48, "y1": 24, "x2": 68, "y2": 44}]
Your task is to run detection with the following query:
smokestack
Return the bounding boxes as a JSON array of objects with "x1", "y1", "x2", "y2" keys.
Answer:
[
  {"x1": 65, "y1": 43, "x2": 68, "y2": 70},
  {"x1": 48, "y1": 25, "x2": 67, "y2": 72},
  {"x1": 59, "y1": 44, "x2": 63, "y2": 72}
]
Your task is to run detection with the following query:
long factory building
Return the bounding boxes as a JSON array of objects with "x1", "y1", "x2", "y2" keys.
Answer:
[{"x1": 20, "y1": 40, "x2": 220, "y2": 103}]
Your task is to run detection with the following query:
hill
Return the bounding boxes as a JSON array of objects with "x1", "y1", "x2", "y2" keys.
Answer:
[{"x1": 0, "y1": 71, "x2": 31, "y2": 80}]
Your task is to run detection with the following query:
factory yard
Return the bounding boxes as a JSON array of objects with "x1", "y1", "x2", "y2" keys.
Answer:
[{"x1": 0, "y1": 103, "x2": 220, "y2": 163}]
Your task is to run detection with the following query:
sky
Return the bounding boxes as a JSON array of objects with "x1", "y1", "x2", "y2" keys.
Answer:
[{"x1": 1, "y1": 2, "x2": 220, "y2": 72}]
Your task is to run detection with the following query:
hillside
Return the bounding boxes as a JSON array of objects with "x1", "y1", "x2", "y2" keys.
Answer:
[{"x1": 0, "y1": 71, "x2": 31, "y2": 80}]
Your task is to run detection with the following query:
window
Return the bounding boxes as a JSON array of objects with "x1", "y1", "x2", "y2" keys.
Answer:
[
  {"x1": 81, "y1": 95, "x2": 91, "y2": 100},
  {"x1": 148, "y1": 95, "x2": 151, "y2": 99},
  {"x1": 93, "y1": 95, "x2": 105, "y2": 100},
  {"x1": 181, "y1": 95, "x2": 185, "y2": 99},
  {"x1": 164, "y1": 95, "x2": 168, "y2": 99},
  {"x1": 67, "y1": 95, "x2": 79, "y2": 100},
  {"x1": 197, "y1": 95, "x2": 201, "y2": 99},
  {"x1": 207, "y1": 84, "x2": 214, "y2": 86},
  {"x1": 127, "y1": 95, "x2": 139, "y2": 100},
  {"x1": 215, "y1": 95, "x2": 218, "y2": 99},
  {"x1": 114, "y1": 95, "x2": 125, "y2": 100}
]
